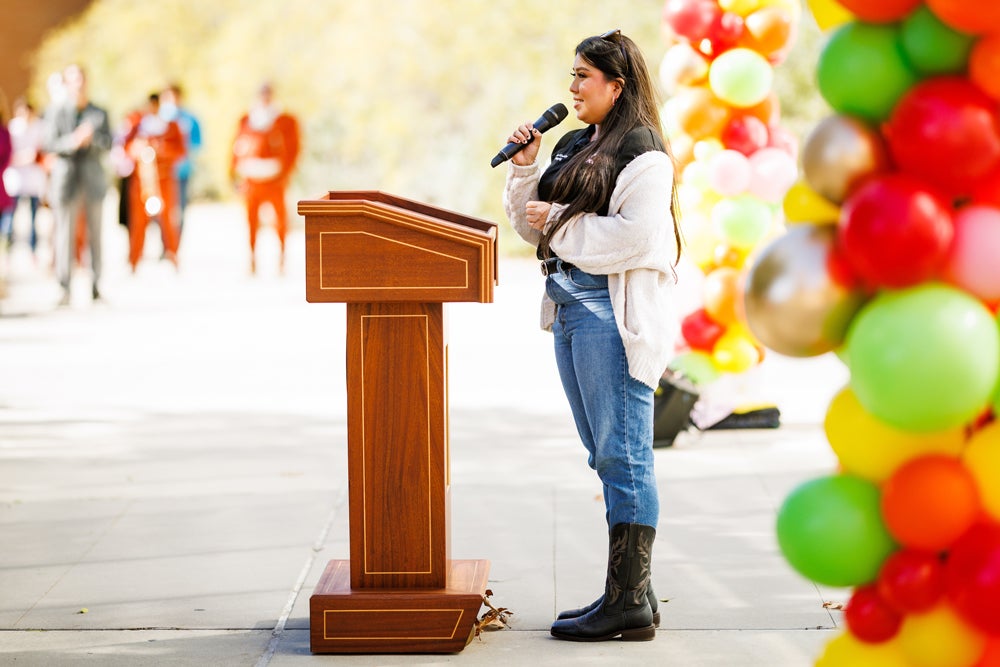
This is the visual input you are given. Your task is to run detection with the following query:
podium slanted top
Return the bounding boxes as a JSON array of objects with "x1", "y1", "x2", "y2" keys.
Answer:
[{"x1": 300, "y1": 190, "x2": 498, "y2": 304}]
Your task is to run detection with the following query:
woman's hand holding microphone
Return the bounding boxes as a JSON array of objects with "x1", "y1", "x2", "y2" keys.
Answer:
[{"x1": 507, "y1": 122, "x2": 552, "y2": 230}]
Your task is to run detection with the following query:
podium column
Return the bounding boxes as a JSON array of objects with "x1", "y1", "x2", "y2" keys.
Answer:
[{"x1": 346, "y1": 301, "x2": 449, "y2": 589}]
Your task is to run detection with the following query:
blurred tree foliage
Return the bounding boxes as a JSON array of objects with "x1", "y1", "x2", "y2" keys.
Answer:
[{"x1": 31, "y1": 0, "x2": 826, "y2": 251}]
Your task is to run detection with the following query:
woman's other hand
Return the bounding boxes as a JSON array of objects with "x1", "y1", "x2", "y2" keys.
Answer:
[{"x1": 525, "y1": 200, "x2": 552, "y2": 230}]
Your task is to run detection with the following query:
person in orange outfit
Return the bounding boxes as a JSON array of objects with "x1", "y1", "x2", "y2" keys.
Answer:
[
  {"x1": 123, "y1": 93, "x2": 184, "y2": 271},
  {"x1": 230, "y1": 83, "x2": 300, "y2": 274}
]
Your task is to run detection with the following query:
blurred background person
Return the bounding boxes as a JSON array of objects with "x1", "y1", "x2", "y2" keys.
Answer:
[
  {"x1": 43, "y1": 63, "x2": 111, "y2": 305},
  {"x1": 3, "y1": 98, "x2": 49, "y2": 257},
  {"x1": 122, "y1": 92, "x2": 184, "y2": 272},
  {"x1": 0, "y1": 98, "x2": 14, "y2": 251},
  {"x1": 159, "y1": 82, "x2": 201, "y2": 246},
  {"x1": 230, "y1": 82, "x2": 299, "y2": 275}
]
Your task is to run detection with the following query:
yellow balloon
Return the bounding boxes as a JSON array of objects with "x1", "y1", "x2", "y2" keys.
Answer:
[
  {"x1": 683, "y1": 218, "x2": 718, "y2": 270},
  {"x1": 963, "y1": 421, "x2": 1000, "y2": 522},
  {"x1": 825, "y1": 386, "x2": 966, "y2": 483},
  {"x1": 783, "y1": 180, "x2": 841, "y2": 224},
  {"x1": 806, "y1": 0, "x2": 854, "y2": 31},
  {"x1": 898, "y1": 604, "x2": 986, "y2": 667},
  {"x1": 816, "y1": 632, "x2": 910, "y2": 667},
  {"x1": 719, "y1": 0, "x2": 763, "y2": 17},
  {"x1": 712, "y1": 328, "x2": 760, "y2": 373}
]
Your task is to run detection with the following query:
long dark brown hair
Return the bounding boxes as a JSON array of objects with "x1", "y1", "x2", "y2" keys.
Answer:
[{"x1": 540, "y1": 31, "x2": 682, "y2": 264}]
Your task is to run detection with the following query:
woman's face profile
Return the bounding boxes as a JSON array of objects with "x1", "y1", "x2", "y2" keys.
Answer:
[{"x1": 569, "y1": 53, "x2": 619, "y2": 127}]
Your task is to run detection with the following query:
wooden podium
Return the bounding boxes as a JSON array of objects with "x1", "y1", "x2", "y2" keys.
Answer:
[{"x1": 299, "y1": 191, "x2": 497, "y2": 653}]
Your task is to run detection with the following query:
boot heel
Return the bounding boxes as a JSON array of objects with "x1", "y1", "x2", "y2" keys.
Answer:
[
  {"x1": 653, "y1": 611, "x2": 661, "y2": 627},
  {"x1": 620, "y1": 624, "x2": 656, "y2": 641}
]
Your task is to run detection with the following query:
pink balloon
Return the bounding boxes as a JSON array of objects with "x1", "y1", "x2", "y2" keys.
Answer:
[
  {"x1": 708, "y1": 149, "x2": 752, "y2": 196},
  {"x1": 767, "y1": 125, "x2": 799, "y2": 162},
  {"x1": 721, "y1": 114, "x2": 769, "y2": 156},
  {"x1": 748, "y1": 147, "x2": 798, "y2": 203},
  {"x1": 943, "y1": 205, "x2": 1000, "y2": 305}
]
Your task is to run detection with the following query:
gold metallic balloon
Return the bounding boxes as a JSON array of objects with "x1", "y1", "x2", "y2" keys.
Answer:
[
  {"x1": 801, "y1": 114, "x2": 890, "y2": 204},
  {"x1": 744, "y1": 224, "x2": 867, "y2": 357}
]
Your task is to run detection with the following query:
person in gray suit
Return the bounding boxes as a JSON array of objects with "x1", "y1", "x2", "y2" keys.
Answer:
[{"x1": 44, "y1": 64, "x2": 111, "y2": 304}]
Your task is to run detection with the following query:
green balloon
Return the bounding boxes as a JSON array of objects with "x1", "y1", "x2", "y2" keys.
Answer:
[
  {"x1": 846, "y1": 283, "x2": 1000, "y2": 432},
  {"x1": 668, "y1": 350, "x2": 720, "y2": 385},
  {"x1": 900, "y1": 6, "x2": 975, "y2": 75},
  {"x1": 708, "y1": 48, "x2": 773, "y2": 108},
  {"x1": 993, "y1": 312, "x2": 1000, "y2": 415},
  {"x1": 817, "y1": 22, "x2": 919, "y2": 122},
  {"x1": 711, "y1": 195, "x2": 772, "y2": 250},
  {"x1": 777, "y1": 474, "x2": 896, "y2": 588}
]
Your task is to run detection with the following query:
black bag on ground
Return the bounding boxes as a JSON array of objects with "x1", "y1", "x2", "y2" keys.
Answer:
[{"x1": 652, "y1": 373, "x2": 699, "y2": 448}]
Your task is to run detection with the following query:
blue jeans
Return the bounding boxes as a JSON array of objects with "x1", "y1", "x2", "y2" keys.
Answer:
[{"x1": 546, "y1": 265, "x2": 659, "y2": 528}]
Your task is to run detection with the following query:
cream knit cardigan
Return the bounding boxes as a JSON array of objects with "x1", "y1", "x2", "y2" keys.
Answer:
[{"x1": 503, "y1": 149, "x2": 680, "y2": 389}]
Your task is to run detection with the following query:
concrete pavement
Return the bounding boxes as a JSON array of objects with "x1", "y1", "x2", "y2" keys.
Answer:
[{"x1": 0, "y1": 201, "x2": 847, "y2": 665}]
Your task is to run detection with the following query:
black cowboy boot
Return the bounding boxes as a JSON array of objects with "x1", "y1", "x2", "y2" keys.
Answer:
[
  {"x1": 550, "y1": 523, "x2": 656, "y2": 642},
  {"x1": 556, "y1": 584, "x2": 661, "y2": 627},
  {"x1": 556, "y1": 528, "x2": 660, "y2": 625}
]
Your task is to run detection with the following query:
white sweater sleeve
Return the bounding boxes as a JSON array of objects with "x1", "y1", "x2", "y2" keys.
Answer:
[{"x1": 502, "y1": 160, "x2": 543, "y2": 247}]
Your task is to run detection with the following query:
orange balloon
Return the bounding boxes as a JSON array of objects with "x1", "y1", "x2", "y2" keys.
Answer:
[
  {"x1": 741, "y1": 7, "x2": 794, "y2": 59},
  {"x1": 978, "y1": 637, "x2": 1000, "y2": 667},
  {"x1": 970, "y1": 35, "x2": 1000, "y2": 102},
  {"x1": 703, "y1": 266, "x2": 742, "y2": 325},
  {"x1": 672, "y1": 86, "x2": 731, "y2": 141},
  {"x1": 927, "y1": 0, "x2": 1000, "y2": 35},
  {"x1": 837, "y1": 0, "x2": 922, "y2": 22},
  {"x1": 881, "y1": 455, "x2": 981, "y2": 551},
  {"x1": 743, "y1": 90, "x2": 780, "y2": 126}
]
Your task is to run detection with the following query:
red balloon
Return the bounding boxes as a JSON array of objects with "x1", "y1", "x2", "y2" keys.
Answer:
[
  {"x1": 825, "y1": 241, "x2": 864, "y2": 291},
  {"x1": 845, "y1": 584, "x2": 903, "y2": 643},
  {"x1": 721, "y1": 114, "x2": 769, "y2": 156},
  {"x1": 878, "y1": 549, "x2": 946, "y2": 614},
  {"x1": 838, "y1": 173, "x2": 954, "y2": 289},
  {"x1": 971, "y1": 165, "x2": 1000, "y2": 207},
  {"x1": 702, "y1": 11, "x2": 744, "y2": 57},
  {"x1": 662, "y1": 0, "x2": 721, "y2": 44},
  {"x1": 946, "y1": 523, "x2": 1000, "y2": 635},
  {"x1": 885, "y1": 77, "x2": 1000, "y2": 200},
  {"x1": 837, "y1": 0, "x2": 922, "y2": 22},
  {"x1": 681, "y1": 308, "x2": 725, "y2": 351}
]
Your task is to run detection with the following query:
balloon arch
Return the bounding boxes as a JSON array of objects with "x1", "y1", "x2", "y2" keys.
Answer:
[{"x1": 660, "y1": 0, "x2": 1000, "y2": 664}]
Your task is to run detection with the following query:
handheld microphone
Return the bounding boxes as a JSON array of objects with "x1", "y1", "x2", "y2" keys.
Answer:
[{"x1": 490, "y1": 103, "x2": 569, "y2": 168}]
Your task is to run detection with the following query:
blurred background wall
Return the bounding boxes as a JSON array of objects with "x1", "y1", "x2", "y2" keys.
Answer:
[
  {"x1": 0, "y1": 0, "x2": 93, "y2": 105},
  {"x1": 2, "y1": 0, "x2": 824, "y2": 253}
]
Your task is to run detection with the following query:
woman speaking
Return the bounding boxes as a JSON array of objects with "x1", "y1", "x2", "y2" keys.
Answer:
[{"x1": 502, "y1": 29, "x2": 682, "y2": 643}]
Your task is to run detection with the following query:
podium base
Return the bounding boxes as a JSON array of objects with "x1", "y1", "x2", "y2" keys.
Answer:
[{"x1": 309, "y1": 559, "x2": 491, "y2": 654}]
